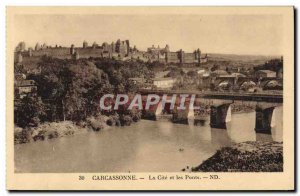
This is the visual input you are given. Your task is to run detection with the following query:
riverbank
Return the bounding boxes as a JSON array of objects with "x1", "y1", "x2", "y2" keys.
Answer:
[
  {"x1": 191, "y1": 141, "x2": 283, "y2": 172},
  {"x1": 14, "y1": 121, "x2": 87, "y2": 144},
  {"x1": 14, "y1": 113, "x2": 141, "y2": 144}
]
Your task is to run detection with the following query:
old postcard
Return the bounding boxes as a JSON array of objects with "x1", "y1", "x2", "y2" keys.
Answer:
[{"x1": 6, "y1": 6, "x2": 294, "y2": 190}]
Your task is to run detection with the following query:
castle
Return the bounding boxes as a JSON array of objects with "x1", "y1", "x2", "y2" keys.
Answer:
[{"x1": 14, "y1": 40, "x2": 208, "y2": 65}]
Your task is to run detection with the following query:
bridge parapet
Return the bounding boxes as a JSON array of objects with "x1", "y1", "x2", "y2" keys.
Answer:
[{"x1": 139, "y1": 88, "x2": 283, "y2": 103}]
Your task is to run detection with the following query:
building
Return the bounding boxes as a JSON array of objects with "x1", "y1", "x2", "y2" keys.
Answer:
[
  {"x1": 261, "y1": 80, "x2": 283, "y2": 90},
  {"x1": 228, "y1": 73, "x2": 246, "y2": 78},
  {"x1": 255, "y1": 70, "x2": 277, "y2": 78},
  {"x1": 115, "y1": 39, "x2": 129, "y2": 57},
  {"x1": 128, "y1": 77, "x2": 145, "y2": 85},
  {"x1": 210, "y1": 69, "x2": 228, "y2": 77},
  {"x1": 277, "y1": 68, "x2": 283, "y2": 78},
  {"x1": 212, "y1": 73, "x2": 247, "y2": 89},
  {"x1": 164, "y1": 48, "x2": 205, "y2": 65},
  {"x1": 15, "y1": 73, "x2": 26, "y2": 81},
  {"x1": 240, "y1": 81, "x2": 257, "y2": 92},
  {"x1": 152, "y1": 77, "x2": 175, "y2": 89},
  {"x1": 27, "y1": 66, "x2": 42, "y2": 75},
  {"x1": 155, "y1": 71, "x2": 171, "y2": 78},
  {"x1": 147, "y1": 45, "x2": 162, "y2": 54},
  {"x1": 15, "y1": 80, "x2": 37, "y2": 99},
  {"x1": 200, "y1": 76, "x2": 213, "y2": 90}
]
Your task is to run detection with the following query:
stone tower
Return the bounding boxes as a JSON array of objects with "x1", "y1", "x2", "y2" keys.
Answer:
[
  {"x1": 165, "y1": 44, "x2": 170, "y2": 52},
  {"x1": 70, "y1": 44, "x2": 75, "y2": 55},
  {"x1": 73, "y1": 51, "x2": 79, "y2": 60},
  {"x1": 92, "y1": 42, "x2": 98, "y2": 49},
  {"x1": 111, "y1": 42, "x2": 116, "y2": 53},
  {"x1": 102, "y1": 42, "x2": 109, "y2": 52},
  {"x1": 83, "y1": 41, "x2": 88, "y2": 48},
  {"x1": 35, "y1": 43, "x2": 41, "y2": 51},
  {"x1": 42, "y1": 43, "x2": 47, "y2": 49},
  {"x1": 194, "y1": 50, "x2": 198, "y2": 59},
  {"x1": 133, "y1": 45, "x2": 137, "y2": 51},
  {"x1": 122, "y1": 41, "x2": 127, "y2": 55},
  {"x1": 15, "y1": 52, "x2": 23, "y2": 63},
  {"x1": 16, "y1": 42, "x2": 26, "y2": 52},
  {"x1": 179, "y1": 49, "x2": 184, "y2": 64},
  {"x1": 125, "y1": 40, "x2": 130, "y2": 55},
  {"x1": 28, "y1": 48, "x2": 33, "y2": 57},
  {"x1": 115, "y1": 39, "x2": 121, "y2": 53},
  {"x1": 20, "y1": 42, "x2": 26, "y2": 51},
  {"x1": 165, "y1": 45, "x2": 170, "y2": 63},
  {"x1": 197, "y1": 48, "x2": 201, "y2": 64}
]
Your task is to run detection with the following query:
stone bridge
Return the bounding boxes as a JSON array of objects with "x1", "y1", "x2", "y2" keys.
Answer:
[{"x1": 139, "y1": 89, "x2": 283, "y2": 134}]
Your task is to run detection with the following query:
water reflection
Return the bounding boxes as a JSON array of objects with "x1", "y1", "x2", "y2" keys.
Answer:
[
  {"x1": 211, "y1": 128, "x2": 232, "y2": 147},
  {"x1": 256, "y1": 133, "x2": 273, "y2": 142},
  {"x1": 157, "y1": 120, "x2": 173, "y2": 136},
  {"x1": 194, "y1": 119, "x2": 207, "y2": 126}
]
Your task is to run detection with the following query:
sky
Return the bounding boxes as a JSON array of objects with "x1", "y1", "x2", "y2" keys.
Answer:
[{"x1": 13, "y1": 14, "x2": 283, "y2": 55}]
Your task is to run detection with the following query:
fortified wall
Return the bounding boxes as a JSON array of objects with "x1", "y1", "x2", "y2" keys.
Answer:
[{"x1": 15, "y1": 40, "x2": 208, "y2": 65}]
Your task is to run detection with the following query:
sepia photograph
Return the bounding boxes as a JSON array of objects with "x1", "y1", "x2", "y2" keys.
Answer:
[{"x1": 6, "y1": 6, "x2": 294, "y2": 190}]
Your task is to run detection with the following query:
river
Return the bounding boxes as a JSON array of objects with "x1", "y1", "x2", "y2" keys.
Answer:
[{"x1": 15, "y1": 107, "x2": 283, "y2": 173}]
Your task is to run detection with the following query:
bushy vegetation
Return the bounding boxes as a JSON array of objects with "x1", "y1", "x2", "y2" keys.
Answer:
[
  {"x1": 15, "y1": 56, "x2": 155, "y2": 129},
  {"x1": 192, "y1": 141, "x2": 283, "y2": 172},
  {"x1": 14, "y1": 96, "x2": 46, "y2": 128},
  {"x1": 14, "y1": 121, "x2": 85, "y2": 144}
]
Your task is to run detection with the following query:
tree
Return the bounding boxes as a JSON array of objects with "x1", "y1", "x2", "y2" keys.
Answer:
[
  {"x1": 120, "y1": 115, "x2": 133, "y2": 126},
  {"x1": 15, "y1": 96, "x2": 46, "y2": 128},
  {"x1": 22, "y1": 56, "x2": 158, "y2": 124},
  {"x1": 64, "y1": 61, "x2": 111, "y2": 121}
]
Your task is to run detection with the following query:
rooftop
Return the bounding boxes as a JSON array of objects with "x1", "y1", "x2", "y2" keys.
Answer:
[
  {"x1": 16, "y1": 80, "x2": 36, "y2": 87},
  {"x1": 152, "y1": 77, "x2": 174, "y2": 81},
  {"x1": 257, "y1": 70, "x2": 276, "y2": 74}
]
